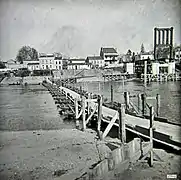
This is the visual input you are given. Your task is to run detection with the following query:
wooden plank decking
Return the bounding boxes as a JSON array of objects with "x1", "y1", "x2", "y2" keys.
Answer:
[{"x1": 60, "y1": 86, "x2": 181, "y2": 150}]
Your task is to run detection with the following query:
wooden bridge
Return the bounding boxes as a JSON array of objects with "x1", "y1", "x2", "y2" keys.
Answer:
[{"x1": 44, "y1": 81, "x2": 181, "y2": 151}]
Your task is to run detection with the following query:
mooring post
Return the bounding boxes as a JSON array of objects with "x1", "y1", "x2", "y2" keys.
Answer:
[
  {"x1": 82, "y1": 96, "x2": 86, "y2": 131},
  {"x1": 156, "y1": 94, "x2": 160, "y2": 116},
  {"x1": 80, "y1": 86, "x2": 82, "y2": 95},
  {"x1": 149, "y1": 106, "x2": 154, "y2": 167},
  {"x1": 97, "y1": 95, "x2": 103, "y2": 139},
  {"x1": 74, "y1": 98, "x2": 80, "y2": 130},
  {"x1": 141, "y1": 93, "x2": 146, "y2": 116},
  {"x1": 75, "y1": 98, "x2": 78, "y2": 119},
  {"x1": 137, "y1": 93, "x2": 141, "y2": 114},
  {"x1": 118, "y1": 104, "x2": 126, "y2": 144},
  {"x1": 124, "y1": 92, "x2": 130, "y2": 112},
  {"x1": 111, "y1": 84, "x2": 113, "y2": 107},
  {"x1": 144, "y1": 60, "x2": 147, "y2": 87},
  {"x1": 87, "y1": 93, "x2": 91, "y2": 116}
]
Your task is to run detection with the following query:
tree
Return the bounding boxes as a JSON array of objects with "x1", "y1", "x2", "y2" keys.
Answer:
[
  {"x1": 140, "y1": 43, "x2": 145, "y2": 54},
  {"x1": 0, "y1": 61, "x2": 6, "y2": 69},
  {"x1": 16, "y1": 46, "x2": 38, "y2": 64}
]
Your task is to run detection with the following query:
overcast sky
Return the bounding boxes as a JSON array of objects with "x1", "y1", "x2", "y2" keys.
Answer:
[{"x1": 0, "y1": 0, "x2": 180, "y2": 60}]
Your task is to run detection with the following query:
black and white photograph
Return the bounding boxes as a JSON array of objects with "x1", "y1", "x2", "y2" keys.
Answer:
[{"x1": 0, "y1": 0, "x2": 181, "y2": 179}]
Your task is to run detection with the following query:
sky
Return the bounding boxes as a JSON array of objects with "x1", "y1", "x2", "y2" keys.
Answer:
[{"x1": 0, "y1": 0, "x2": 180, "y2": 60}]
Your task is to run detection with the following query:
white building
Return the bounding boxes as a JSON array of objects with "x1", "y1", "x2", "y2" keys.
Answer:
[
  {"x1": 125, "y1": 62, "x2": 134, "y2": 74},
  {"x1": 140, "y1": 52, "x2": 154, "y2": 60},
  {"x1": 86, "y1": 56, "x2": 104, "y2": 68},
  {"x1": 5, "y1": 59, "x2": 24, "y2": 70},
  {"x1": 27, "y1": 62, "x2": 40, "y2": 71},
  {"x1": 100, "y1": 47, "x2": 118, "y2": 66},
  {"x1": 23, "y1": 60, "x2": 40, "y2": 70},
  {"x1": 152, "y1": 61, "x2": 175, "y2": 75},
  {"x1": 39, "y1": 53, "x2": 63, "y2": 70},
  {"x1": 67, "y1": 58, "x2": 91, "y2": 70}
]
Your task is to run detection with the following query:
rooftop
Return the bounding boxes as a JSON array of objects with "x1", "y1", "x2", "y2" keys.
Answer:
[
  {"x1": 101, "y1": 47, "x2": 118, "y2": 54},
  {"x1": 87, "y1": 56, "x2": 103, "y2": 60},
  {"x1": 27, "y1": 63, "x2": 39, "y2": 65}
]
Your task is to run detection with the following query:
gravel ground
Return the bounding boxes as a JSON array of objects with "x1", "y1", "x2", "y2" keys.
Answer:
[{"x1": 0, "y1": 129, "x2": 111, "y2": 180}]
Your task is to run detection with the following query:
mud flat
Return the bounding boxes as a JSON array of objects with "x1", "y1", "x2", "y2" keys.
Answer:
[{"x1": 0, "y1": 129, "x2": 111, "y2": 180}]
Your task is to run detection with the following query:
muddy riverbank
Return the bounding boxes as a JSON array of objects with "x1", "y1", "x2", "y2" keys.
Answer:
[{"x1": 0, "y1": 129, "x2": 111, "y2": 180}]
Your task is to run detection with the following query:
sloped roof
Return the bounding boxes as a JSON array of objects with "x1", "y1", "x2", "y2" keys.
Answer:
[
  {"x1": 87, "y1": 56, "x2": 103, "y2": 60},
  {"x1": 101, "y1": 47, "x2": 117, "y2": 54},
  {"x1": 27, "y1": 62, "x2": 39, "y2": 65},
  {"x1": 68, "y1": 63, "x2": 91, "y2": 65}
]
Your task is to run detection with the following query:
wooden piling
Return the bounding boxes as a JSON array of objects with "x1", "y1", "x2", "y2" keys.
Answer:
[
  {"x1": 111, "y1": 84, "x2": 113, "y2": 107},
  {"x1": 156, "y1": 94, "x2": 160, "y2": 116},
  {"x1": 82, "y1": 96, "x2": 86, "y2": 131},
  {"x1": 97, "y1": 95, "x2": 103, "y2": 139},
  {"x1": 141, "y1": 93, "x2": 146, "y2": 116},
  {"x1": 149, "y1": 106, "x2": 154, "y2": 167},
  {"x1": 124, "y1": 92, "x2": 130, "y2": 111},
  {"x1": 118, "y1": 104, "x2": 126, "y2": 144},
  {"x1": 137, "y1": 93, "x2": 141, "y2": 114},
  {"x1": 144, "y1": 60, "x2": 147, "y2": 87}
]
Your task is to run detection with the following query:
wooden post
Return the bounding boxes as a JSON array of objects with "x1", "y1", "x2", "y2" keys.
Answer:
[
  {"x1": 137, "y1": 93, "x2": 141, "y2": 113},
  {"x1": 87, "y1": 93, "x2": 91, "y2": 116},
  {"x1": 144, "y1": 60, "x2": 147, "y2": 87},
  {"x1": 141, "y1": 93, "x2": 146, "y2": 116},
  {"x1": 156, "y1": 94, "x2": 160, "y2": 116},
  {"x1": 111, "y1": 84, "x2": 113, "y2": 107},
  {"x1": 80, "y1": 86, "x2": 82, "y2": 95},
  {"x1": 82, "y1": 96, "x2": 86, "y2": 131},
  {"x1": 97, "y1": 95, "x2": 103, "y2": 139},
  {"x1": 75, "y1": 98, "x2": 78, "y2": 119},
  {"x1": 124, "y1": 92, "x2": 129, "y2": 111},
  {"x1": 75, "y1": 98, "x2": 80, "y2": 130},
  {"x1": 149, "y1": 106, "x2": 154, "y2": 167},
  {"x1": 118, "y1": 104, "x2": 126, "y2": 144}
]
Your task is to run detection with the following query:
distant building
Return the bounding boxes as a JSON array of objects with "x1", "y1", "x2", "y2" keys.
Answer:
[
  {"x1": 100, "y1": 47, "x2": 118, "y2": 66},
  {"x1": 86, "y1": 56, "x2": 104, "y2": 68},
  {"x1": 152, "y1": 61, "x2": 175, "y2": 75},
  {"x1": 67, "y1": 58, "x2": 91, "y2": 70},
  {"x1": 174, "y1": 46, "x2": 181, "y2": 62},
  {"x1": 140, "y1": 52, "x2": 154, "y2": 60},
  {"x1": 39, "y1": 53, "x2": 63, "y2": 70},
  {"x1": 27, "y1": 62, "x2": 40, "y2": 71},
  {"x1": 5, "y1": 59, "x2": 24, "y2": 70}
]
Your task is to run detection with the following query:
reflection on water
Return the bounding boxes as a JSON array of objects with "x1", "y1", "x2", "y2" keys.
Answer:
[
  {"x1": 0, "y1": 85, "x2": 74, "y2": 131},
  {"x1": 77, "y1": 80, "x2": 181, "y2": 124}
]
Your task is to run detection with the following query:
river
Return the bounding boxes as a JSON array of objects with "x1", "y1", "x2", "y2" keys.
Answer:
[
  {"x1": 78, "y1": 80, "x2": 181, "y2": 124},
  {"x1": 0, "y1": 81, "x2": 180, "y2": 132},
  {"x1": 0, "y1": 85, "x2": 75, "y2": 131}
]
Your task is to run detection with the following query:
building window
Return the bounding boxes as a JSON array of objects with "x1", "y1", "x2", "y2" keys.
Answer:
[
  {"x1": 46, "y1": 60, "x2": 48, "y2": 64},
  {"x1": 56, "y1": 61, "x2": 57, "y2": 64},
  {"x1": 59, "y1": 66, "x2": 61, "y2": 69},
  {"x1": 50, "y1": 65, "x2": 52, "y2": 68},
  {"x1": 56, "y1": 66, "x2": 58, "y2": 69},
  {"x1": 42, "y1": 60, "x2": 44, "y2": 64},
  {"x1": 42, "y1": 65, "x2": 44, "y2": 69},
  {"x1": 59, "y1": 61, "x2": 61, "y2": 64}
]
